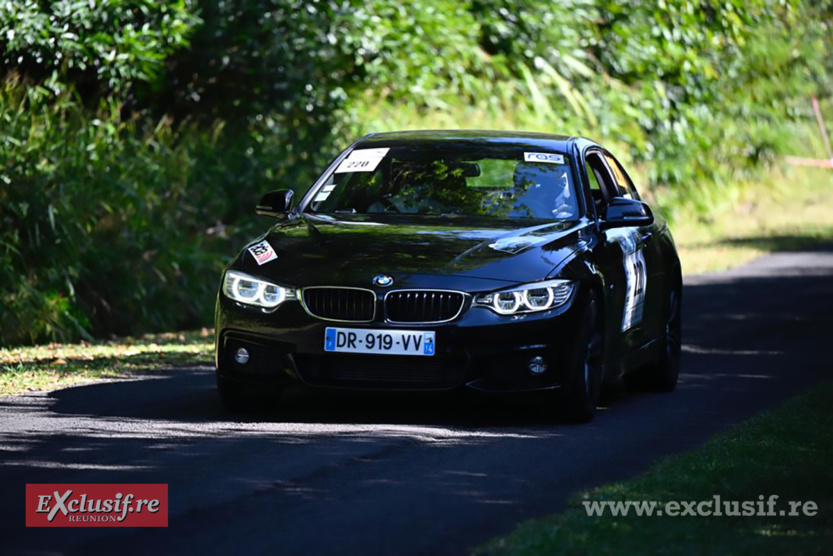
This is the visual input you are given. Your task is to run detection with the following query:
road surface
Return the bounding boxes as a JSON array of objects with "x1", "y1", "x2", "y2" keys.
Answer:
[{"x1": 2, "y1": 246, "x2": 832, "y2": 555}]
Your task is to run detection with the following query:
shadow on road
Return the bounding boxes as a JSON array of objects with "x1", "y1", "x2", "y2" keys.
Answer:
[
  {"x1": 685, "y1": 233, "x2": 833, "y2": 253},
  {"x1": 40, "y1": 369, "x2": 611, "y2": 428},
  {"x1": 1, "y1": 246, "x2": 832, "y2": 556}
]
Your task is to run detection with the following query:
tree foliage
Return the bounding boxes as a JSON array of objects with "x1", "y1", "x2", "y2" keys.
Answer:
[
  {"x1": 1, "y1": 0, "x2": 199, "y2": 98},
  {"x1": 0, "y1": 0, "x2": 830, "y2": 345}
]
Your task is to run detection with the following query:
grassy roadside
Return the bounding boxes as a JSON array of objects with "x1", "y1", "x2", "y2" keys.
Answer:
[
  {"x1": 0, "y1": 330, "x2": 213, "y2": 396},
  {"x1": 477, "y1": 381, "x2": 833, "y2": 556},
  {"x1": 664, "y1": 165, "x2": 833, "y2": 275}
]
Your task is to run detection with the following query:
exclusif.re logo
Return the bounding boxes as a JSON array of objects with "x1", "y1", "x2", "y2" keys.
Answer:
[{"x1": 26, "y1": 484, "x2": 168, "y2": 527}]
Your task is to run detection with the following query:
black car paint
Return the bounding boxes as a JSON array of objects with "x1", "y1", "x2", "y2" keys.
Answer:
[{"x1": 214, "y1": 131, "x2": 680, "y2": 396}]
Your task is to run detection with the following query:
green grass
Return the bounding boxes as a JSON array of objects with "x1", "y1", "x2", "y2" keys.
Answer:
[
  {"x1": 0, "y1": 329, "x2": 213, "y2": 396},
  {"x1": 477, "y1": 381, "x2": 833, "y2": 556},
  {"x1": 666, "y1": 165, "x2": 833, "y2": 275}
]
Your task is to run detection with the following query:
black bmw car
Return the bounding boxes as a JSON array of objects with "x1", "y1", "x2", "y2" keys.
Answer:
[{"x1": 215, "y1": 130, "x2": 681, "y2": 421}]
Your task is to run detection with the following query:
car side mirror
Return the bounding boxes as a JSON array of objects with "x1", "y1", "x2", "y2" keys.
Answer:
[
  {"x1": 256, "y1": 189, "x2": 294, "y2": 219},
  {"x1": 600, "y1": 197, "x2": 654, "y2": 230}
]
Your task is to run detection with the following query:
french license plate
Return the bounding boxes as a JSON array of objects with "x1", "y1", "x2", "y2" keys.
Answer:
[{"x1": 324, "y1": 327, "x2": 436, "y2": 356}]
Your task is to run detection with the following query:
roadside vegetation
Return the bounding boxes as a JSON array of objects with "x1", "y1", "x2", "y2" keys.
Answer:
[
  {"x1": 478, "y1": 381, "x2": 833, "y2": 555},
  {"x1": 1, "y1": 1, "x2": 831, "y2": 347},
  {"x1": 0, "y1": 1, "x2": 831, "y2": 393},
  {"x1": 3, "y1": 164, "x2": 830, "y2": 397},
  {"x1": 672, "y1": 165, "x2": 833, "y2": 274},
  {"x1": 0, "y1": 330, "x2": 212, "y2": 396}
]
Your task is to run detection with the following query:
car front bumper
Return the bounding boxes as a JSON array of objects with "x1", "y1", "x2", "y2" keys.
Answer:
[{"x1": 214, "y1": 287, "x2": 587, "y2": 394}]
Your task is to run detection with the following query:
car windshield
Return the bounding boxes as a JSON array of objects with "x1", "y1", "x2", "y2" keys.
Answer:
[{"x1": 306, "y1": 145, "x2": 579, "y2": 221}]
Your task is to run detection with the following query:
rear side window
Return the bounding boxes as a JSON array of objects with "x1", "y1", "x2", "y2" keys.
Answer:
[{"x1": 604, "y1": 154, "x2": 639, "y2": 200}]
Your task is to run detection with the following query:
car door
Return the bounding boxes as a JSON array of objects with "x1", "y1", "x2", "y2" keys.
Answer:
[
  {"x1": 602, "y1": 152, "x2": 666, "y2": 343},
  {"x1": 584, "y1": 149, "x2": 655, "y2": 353}
]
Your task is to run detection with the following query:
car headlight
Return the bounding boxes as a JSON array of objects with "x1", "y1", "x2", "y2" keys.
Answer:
[
  {"x1": 474, "y1": 279, "x2": 575, "y2": 315},
  {"x1": 222, "y1": 270, "x2": 296, "y2": 309}
]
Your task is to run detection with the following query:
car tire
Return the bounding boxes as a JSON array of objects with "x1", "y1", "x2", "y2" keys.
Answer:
[
  {"x1": 555, "y1": 290, "x2": 604, "y2": 423},
  {"x1": 647, "y1": 281, "x2": 682, "y2": 392},
  {"x1": 217, "y1": 376, "x2": 281, "y2": 414}
]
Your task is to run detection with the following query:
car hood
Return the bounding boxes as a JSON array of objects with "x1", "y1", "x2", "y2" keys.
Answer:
[{"x1": 233, "y1": 214, "x2": 588, "y2": 290}]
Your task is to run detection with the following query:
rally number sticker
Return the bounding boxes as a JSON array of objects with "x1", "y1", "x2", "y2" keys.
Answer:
[
  {"x1": 622, "y1": 247, "x2": 647, "y2": 331},
  {"x1": 334, "y1": 148, "x2": 390, "y2": 174},
  {"x1": 607, "y1": 229, "x2": 647, "y2": 331},
  {"x1": 247, "y1": 240, "x2": 278, "y2": 266},
  {"x1": 336, "y1": 158, "x2": 378, "y2": 173}
]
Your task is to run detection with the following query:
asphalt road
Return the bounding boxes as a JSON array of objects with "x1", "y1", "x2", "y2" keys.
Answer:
[{"x1": 2, "y1": 247, "x2": 832, "y2": 555}]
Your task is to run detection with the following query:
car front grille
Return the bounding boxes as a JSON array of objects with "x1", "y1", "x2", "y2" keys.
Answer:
[
  {"x1": 302, "y1": 287, "x2": 376, "y2": 322},
  {"x1": 385, "y1": 290, "x2": 465, "y2": 323}
]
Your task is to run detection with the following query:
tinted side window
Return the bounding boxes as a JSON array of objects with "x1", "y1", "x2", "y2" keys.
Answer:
[
  {"x1": 586, "y1": 162, "x2": 602, "y2": 193},
  {"x1": 603, "y1": 154, "x2": 639, "y2": 200},
  {"x1": 585, "y1": 152, "x2": 616, "y2": 202}
]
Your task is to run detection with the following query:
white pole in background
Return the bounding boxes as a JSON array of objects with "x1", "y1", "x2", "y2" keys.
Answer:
[
  {"x1": 811, "y1": 96, "x2": 833, "y2": 164},
  {"x1": 785, "y1": 97, "x2": 833, "y2": 169}
]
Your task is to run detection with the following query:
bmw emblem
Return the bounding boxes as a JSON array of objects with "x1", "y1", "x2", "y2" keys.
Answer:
[{"x1": 373, "y1": 274, "x2": 394, "y2": 287}]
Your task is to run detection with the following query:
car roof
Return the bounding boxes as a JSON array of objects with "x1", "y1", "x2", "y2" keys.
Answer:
[{"x1": 357, "y1": 130, "x2": 597, "y2": 152}]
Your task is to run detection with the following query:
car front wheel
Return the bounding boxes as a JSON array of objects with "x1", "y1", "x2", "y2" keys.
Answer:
[
  {"x1": 649, "y1": 283, "x2": 682, "y2": 392},
  {"x1": 554, "y1": 290, "x2": 604, "y2": 423}
]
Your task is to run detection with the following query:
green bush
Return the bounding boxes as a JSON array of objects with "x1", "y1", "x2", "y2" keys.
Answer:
[
  {"x1": 1, "y1": 0, "x2": 200, "y2": 97},
  {"x1": 0, "y1": 1, "x2": 830, "y2": 345},
  {"x1": 0, "y1": 80, "x2": 232, "y2": 345}
]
